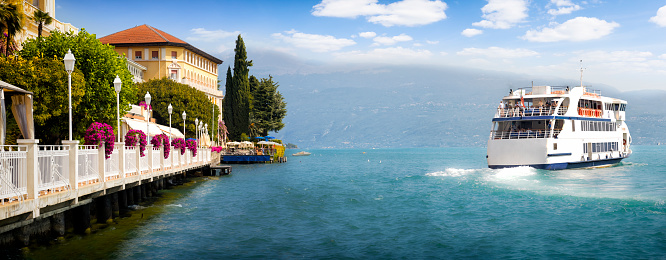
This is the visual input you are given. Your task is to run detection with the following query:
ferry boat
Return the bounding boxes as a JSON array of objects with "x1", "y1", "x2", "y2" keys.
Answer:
[{"x1": 486, "y1": 83, "x2": 632, "y2": 170}]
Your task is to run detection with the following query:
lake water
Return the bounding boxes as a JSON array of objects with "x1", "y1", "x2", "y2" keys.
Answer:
[
  {"x1": 105, "y1": 146, "x2": 666, "y2": 259},
  {"x1": 39, "y1": 146, "x2": 666, "y2": 258}
]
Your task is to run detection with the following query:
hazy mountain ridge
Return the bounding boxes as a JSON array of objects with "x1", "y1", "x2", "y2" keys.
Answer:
[{"x1": 269, "y1": 65, "x2": 665, "y2": 148}]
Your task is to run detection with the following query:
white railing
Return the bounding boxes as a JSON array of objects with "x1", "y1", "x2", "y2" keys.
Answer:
[
  {"x1": 105, "y1": 146, "x2": 120, "y2": 180},
  {"x1": 37, "y1": 145, "x2": 70, "y2": 195},
  {"x1": 0, "y1": 145, "x2": 27, "y2": 204},
  {"x1": 490, "y1": 130, "x2": 562, "y2": 140},
  {"x1": 152, "y1": 146, "x2": 161, "y2": 172},
  {"x1": 496, "y1": 106, "x2": 568, "y2": 118},
  {"x1": 139, "y1": 151, "x2": 150, "y2": 173},
  {"x1": 78, "y1": 145, "x2": 99, "y2": 185},
  {"x1": 124, "y1": 146, "x2": 138, "y2": 177},
  {"x1": 164, "y1": 149, "x2": 172, "y2": 169}
]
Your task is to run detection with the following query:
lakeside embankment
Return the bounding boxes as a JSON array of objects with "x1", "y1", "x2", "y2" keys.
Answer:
[{"x1": 4, "y1": 176, "x2": 219, "y2": 260}]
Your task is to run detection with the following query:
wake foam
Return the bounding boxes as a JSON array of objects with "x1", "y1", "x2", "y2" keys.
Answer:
[
  {"x1": 492, "y1": 166, "x2": 537, "y2": 179},
  {"x1": 426, "y1": 168, "x2": 479, "y2": 177}
]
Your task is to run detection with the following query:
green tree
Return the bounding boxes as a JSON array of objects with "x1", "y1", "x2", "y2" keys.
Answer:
[
  {"x1": 31, "y1": 9, "x2": 52, "y2": 38},
  {"x1": 20, "y1": 29, "x2": 137, "y2": 141},
  {"x1": 0, "y1": 56, "x2": 86, "y2": 144},
  {"x1": 137, "y1": 78, "x2": 219, "y2": 139},
  {"x1": 251, "y1": 76, "x2": 286, "y2": 136},
  {"x1": 222, "y1": 66, "x2": 233, "y2": 138},
  {"x1": 225, "y1": 34, "x2": 252, "y2": 140},
  {"x1": 0, "y1": 1, "x2": 23, "y2": 56}
]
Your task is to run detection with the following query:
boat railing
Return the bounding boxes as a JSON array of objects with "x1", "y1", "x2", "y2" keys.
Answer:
[
  {"x1": 511, "y1": 86, "x2": 569, "y2": 96},
  {"x1": 496, "y1": 106, "x2": 568, "y2": 118},
  {"x1": 490, "y1": 129, "x2": 562, "y2": 140}
]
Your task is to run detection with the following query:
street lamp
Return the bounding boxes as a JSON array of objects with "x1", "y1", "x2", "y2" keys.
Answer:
[
  {"x1": 113, "y1": 75, "x2": 122, "y2": 142},
  {"x1": 168, "y1": 103, "x2": 173, "y2": 140},
  {"x1": 195, "y1": 118, "x2": 199, "y2": 143},
  {"x1": 182, "y1": 111, "x2": 186, "y2": 137},
  {"x1": 198, "y1": 121, "x2": 203, "y2": 147},
  {"x1": 144, "y1": 92, "x2": 151, "y2": 140},
  {"x1": 63, "y1": 49, "x2": 76, "y2": 141}
]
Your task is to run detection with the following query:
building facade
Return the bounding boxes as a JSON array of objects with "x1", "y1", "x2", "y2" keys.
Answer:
[
  {"x1": 17, "y1": 0, "x2": 79, "y2": 43},
  {"x1": 98, "y1": 24, "x2": 224, "y2": 118}
]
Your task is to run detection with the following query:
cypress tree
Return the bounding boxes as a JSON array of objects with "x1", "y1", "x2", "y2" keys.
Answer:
[
  {"x1": 222, "y1": 66, "x2": 236, "y2": 139},
  {"x1": 230, "y1": 34, "x2": 252, "y2": 140}
]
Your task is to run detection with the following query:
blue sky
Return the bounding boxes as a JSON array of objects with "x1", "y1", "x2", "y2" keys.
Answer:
[{"x1": 56, "y1": 0, "x2": 666, "y2": 91}]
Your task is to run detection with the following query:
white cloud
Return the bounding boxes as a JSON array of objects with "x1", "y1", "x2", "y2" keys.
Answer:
[
  {"x1": 333, "y1": 47, "x2": 433, "y2": 63},
  {"x1": 426, "y1": 40, "x2": 439, "y2": 44},
  {"x1": 522, "y1": 17, "x2": 619, "y2": 42},
  {"x1": 187, "y1": 28, "x2": 239, "y2": 42},
  {"x1": 372, "y1": 34, "x2": 413, "y2": 46},
  {"x1": 359, "y1": 31, "x2": 377, "y2": 38},
  {"x1": 461, "y1": 28, "x2": 483, "y2": 37},
  {"x1": 650, "y1": 5, "x2": 666, "y2": 27},
  {"x1": 660, "y1": 54, "x2": 666, "y2": 59},
  {"x1": 472, "y1": 0, "x2": 528, "y2": 29},
  {"x1": 312, "y1": 0, "x2": 448, "y2": 27},
  {"x1": 272, "y1": 30, "x2": 356, "y2": 52},
  {"x1": 456, "y1": 47, "x2": 539, "y2": 58},
  {"x1": 547, "y1": 0, "x2": 581, "y2": 16}
]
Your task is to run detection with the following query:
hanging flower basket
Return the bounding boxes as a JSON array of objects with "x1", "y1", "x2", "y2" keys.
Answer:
[
  {"x1": 125, "y1": 129, "x2": 147, "y2": 157},
  {"x1": 151, "y1": 134, "x2": 171, "y2": 159},
  {"x1": 185, "y1": 138, "x2": 198, "y2": 157},
  {"x1": 172, "y1": 138, "x2": 186, "y2": 155},
  {"x1": 83, "y1": 122, "x2": 115, "y2": 159}
]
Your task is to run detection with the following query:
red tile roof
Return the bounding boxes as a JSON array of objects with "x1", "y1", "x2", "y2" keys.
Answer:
[
  {"x1": 99, "y1": 24, "x2": 222, "y2": 64},
  {"x1": 99, "y1": 24, "x2": 187, "y2": 45}
]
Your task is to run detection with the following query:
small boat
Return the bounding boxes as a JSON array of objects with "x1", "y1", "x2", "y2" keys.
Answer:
[{"x1": 292, "y1": 151, "x2": 311, "y2": 156}]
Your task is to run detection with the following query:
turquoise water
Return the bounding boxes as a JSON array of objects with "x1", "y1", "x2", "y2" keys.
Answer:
[{"x1": 113, "y1": 146, "x2": 666, "y2": 259}]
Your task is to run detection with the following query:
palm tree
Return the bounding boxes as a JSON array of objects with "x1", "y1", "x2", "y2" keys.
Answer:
[
  {"x1": 31, "y1": 9, "x2": 51, "y2": 38},
  {"x1": 0, "y1": 2, "x2": 23, "y2": 56}
]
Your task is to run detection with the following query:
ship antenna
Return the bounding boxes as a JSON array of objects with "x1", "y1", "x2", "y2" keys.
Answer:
[{"x1": 579, "y1": 60, "x2": 586, "y2": 88}]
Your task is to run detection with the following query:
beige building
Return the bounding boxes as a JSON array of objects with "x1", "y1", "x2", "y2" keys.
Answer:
[
  {"x1": 17, "y1": 0, "x2": 78, "y2": 43},
  {"x1": 99, "y1": 24, "x2": 224, "y2": 118}
]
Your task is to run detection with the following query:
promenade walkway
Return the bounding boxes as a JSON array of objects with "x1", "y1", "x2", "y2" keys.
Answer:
[{"x1": 0, "y1": 140, "x2": 217, "y2": 234}]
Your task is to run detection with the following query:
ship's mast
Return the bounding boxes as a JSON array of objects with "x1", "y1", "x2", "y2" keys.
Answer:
[{"x1": 579, "y1": 60, "x2": 585, "y2": 88}]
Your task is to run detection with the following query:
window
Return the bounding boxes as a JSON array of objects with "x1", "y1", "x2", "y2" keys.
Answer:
[
  {"x1": 170, "y1": 70, "x2": 178, "y2": 80},
  {"x1": 553, "y1": 143, "x2": 557, "y2": 150},
  {"x1": 152, "y1": 51, "x2": 159, "y2": 60},
  {"x1": 135, "y1": 51, "x2": 142, "y2": 59},
  {"x1": 171, "y1": 51, "x2": 177, "y2": 59}
]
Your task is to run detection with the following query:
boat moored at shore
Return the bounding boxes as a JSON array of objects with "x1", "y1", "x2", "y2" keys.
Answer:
[{"x1": 487, "y1": 84, "x2": 632, "y2": 170}]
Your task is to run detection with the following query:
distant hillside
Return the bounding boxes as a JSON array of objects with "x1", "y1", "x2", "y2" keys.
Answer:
[{"x1": 269, "y1": 65, "x2": 665, "y2": 148}]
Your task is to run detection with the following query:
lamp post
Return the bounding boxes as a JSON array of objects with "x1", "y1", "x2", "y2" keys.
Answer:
[
  {"x1": 63, "y1": 49, "x2": 76, "y2": 141},
  {"x1": 198, "y1": 121, "x2": 203, "y2": 148},
  {"x1": 204, "y1": 123, "x2": 208, "y2": 147},
  {"x1": 168, "y1": 103, "x2": 173, "y2": 140},
  {"x1": 113, "y1": 75, "x2": 122, "y2": 142},
  {"x1": 182, "y1": 111, "x2": 186, "y2": 137},
  {"x1": 195, "y1": 118, "x2": 199, "y2": 144},
  {"x1": 144, "y1": 92, "x2": 151, "y2": 140}
]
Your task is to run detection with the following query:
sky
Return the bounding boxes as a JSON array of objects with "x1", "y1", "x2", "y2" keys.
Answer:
[{"x1": 55, "y1": 0, "x2": 666, "y2": 91}]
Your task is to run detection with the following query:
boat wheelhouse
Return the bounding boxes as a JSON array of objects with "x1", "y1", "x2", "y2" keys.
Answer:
[{"x1": 487, "y1": 85, "x2": 631, "y2": 170}]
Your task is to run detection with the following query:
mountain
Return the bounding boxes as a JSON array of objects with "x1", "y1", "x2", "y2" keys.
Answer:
[{"x1": 266, "y1": 65, "x2": 666, "y2": 148}]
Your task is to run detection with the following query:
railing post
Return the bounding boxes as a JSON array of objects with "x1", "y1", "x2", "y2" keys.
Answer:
[
  {"x1": 159, "y1": 146, "x2": 165, "y2": 176},
  {"x1": 18, "y1": 139, "x2": 39, "y2": 217},
  {"x1": 147, "y1": 144, "x2": 153, "y2": 175},
  {"x1": 135, "y1": 145, "x2": 141, "y2": 176},
  {"x1": 62, "y1": 140, "x2": 79, "y2": 200},
  {"x1": 98, "y1": 142, "x2": 105, "y2": 183},
  {"x1": 116, "y1": 142, "x2": 125, "y2": 184}
]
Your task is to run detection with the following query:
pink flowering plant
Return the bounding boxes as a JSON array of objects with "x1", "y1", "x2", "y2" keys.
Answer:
[
  {"x1": 84, "y1": 122, "x2": 115, "y2": 159},
  {"x1": 172, "y1": 138, "x2": 186, "y2": 155},
  {"x1": 138, "y1": 101, "x2": 152, "y2": 110},
  {"x1": 185, "y1": 139, "x2": 198, "y2": 157},
  {"x1": 211, "y1": 146, "x2": 223, "y2": 153},
  {"x1": 125, "y1": 129, "x2": 147, "y2": 157},
  {"x1": 151, "y1": 134, "x2": 171, "y2": 159}
]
